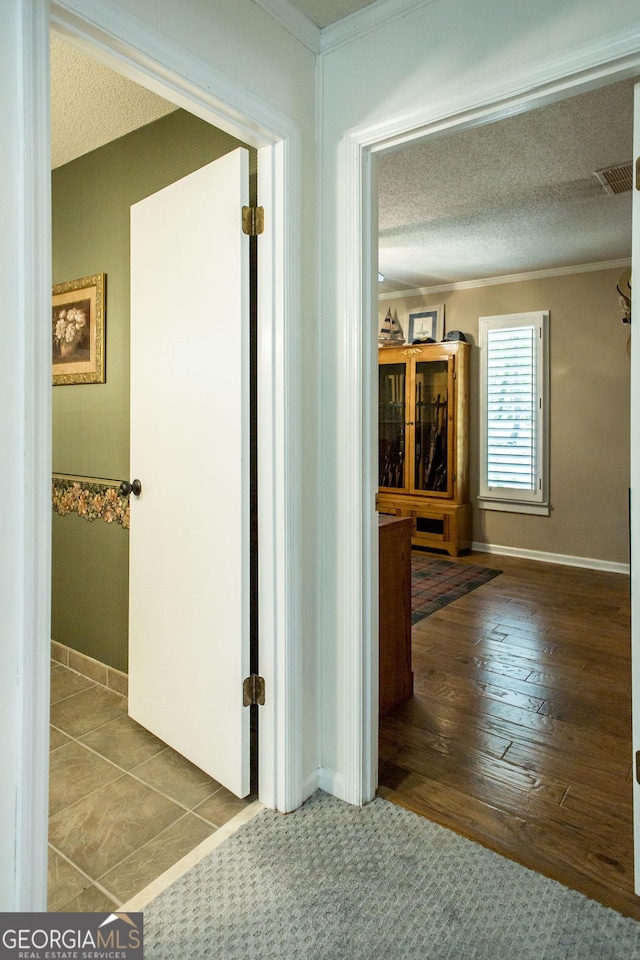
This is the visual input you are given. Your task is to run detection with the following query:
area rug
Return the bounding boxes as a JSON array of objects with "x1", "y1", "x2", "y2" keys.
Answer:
[
  {"x1": 142, "y1": 791, "x2": 640, "y2": 960},
  {"x1": 411, "y1": 553, "x2": 502, "y2": 624}
]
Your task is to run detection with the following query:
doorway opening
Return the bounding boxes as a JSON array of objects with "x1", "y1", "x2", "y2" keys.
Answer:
[
  {"x1": 49, "y1": 34, "x2": 260, "y2": 910},
  {"x1": 39, "y1": 2, "x2": 302, "y2": 908},
  {"x1": 372, "y1": 77, "x2": 636, "y2": 915}
]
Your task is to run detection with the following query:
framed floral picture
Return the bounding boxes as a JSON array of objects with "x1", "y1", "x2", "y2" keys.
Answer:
[
  {"x1": 407, "y1": 304, "x2": 445, "y2": 344},
  {"x1": 52, "y1": 273, "x2": 106, "y2": 385}
]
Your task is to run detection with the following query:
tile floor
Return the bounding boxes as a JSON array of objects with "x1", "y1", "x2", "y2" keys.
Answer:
[{"x1": 49, "y1": 661, "x2": 253, "y2": 911}]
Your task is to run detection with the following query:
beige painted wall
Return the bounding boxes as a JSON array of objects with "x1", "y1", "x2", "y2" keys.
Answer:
[{"x1": 379, "y1": 267, "x2": 631, "y2": 565}]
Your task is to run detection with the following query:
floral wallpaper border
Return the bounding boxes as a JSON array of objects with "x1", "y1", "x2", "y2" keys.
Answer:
[{"x1": 52, "y1": 476, "x2": 130, "y2": 529}]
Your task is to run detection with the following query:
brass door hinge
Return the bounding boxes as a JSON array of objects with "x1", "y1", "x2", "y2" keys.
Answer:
[
  {"x1": 243, "y1": 674, "x2": 265, "y2": 706},
  {"x1": 375, "y1": 493, "x2": 380, "y2": 512},
  {"x1": 242, "y1": 206, "x2": 264, "y2": 236}
]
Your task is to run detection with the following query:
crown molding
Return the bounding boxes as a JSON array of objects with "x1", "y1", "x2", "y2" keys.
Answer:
[
  {"x1": 253, "y1": 0, "x2": 439, "y2": 57},
  {"x1": 251, "y1": 0, "x2": 321, "y2": 53},
  {"x1": 378, "y1": 258, "x2": 632, "y2": 300},
  {"x1": 320, "y1": 0, "x2": 437, "y2": 54}
]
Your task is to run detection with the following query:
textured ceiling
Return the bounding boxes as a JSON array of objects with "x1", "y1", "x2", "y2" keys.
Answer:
[
  {"x1": 378, "y1": 79, "x2": 634, "y2": 292},
  {"x1": 50, "y1": 35, "x2": 176, "y2": 168},
  {"x1": 51, "y1": 24, "x2": 633, "y2": 292}
]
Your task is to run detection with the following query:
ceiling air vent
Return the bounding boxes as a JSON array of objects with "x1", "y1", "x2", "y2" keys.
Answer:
[{"x1": 593, "y1": 163, "x2": 633, "y2": 195}]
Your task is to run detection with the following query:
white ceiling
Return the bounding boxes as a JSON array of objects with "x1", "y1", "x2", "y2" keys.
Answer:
[
  {"x1": 51, "y1": 10, "x2": 633, "y2": 293},
  {"x1": 279, "y1": 0, "x2": 376, "y2": 28}
]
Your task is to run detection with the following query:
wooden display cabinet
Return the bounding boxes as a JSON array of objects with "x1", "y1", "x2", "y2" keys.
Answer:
[{"x1": 377, "y1": 340, "x2": 471, "y2": 556}]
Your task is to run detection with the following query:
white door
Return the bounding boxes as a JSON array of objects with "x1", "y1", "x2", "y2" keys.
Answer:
[
  {"x1": 128, "y1": 148, "x2": 251, "y2": 798},
  {"x1": 632, "y1": 84, "x2": 640, "y2": 892}
]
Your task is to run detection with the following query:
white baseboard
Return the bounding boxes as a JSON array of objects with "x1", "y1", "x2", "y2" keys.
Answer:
[
  {"x1": 301, "y1": 768, "x2": 321, "y2": 802},
  {"x1": 472, "y1": 541, "x2": 630, "y2": 575},
  {"x1": 317, "y1": 766, "x2": 346, "y2": 799}
]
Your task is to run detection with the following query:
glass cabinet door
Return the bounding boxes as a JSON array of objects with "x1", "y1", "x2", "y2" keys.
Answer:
[
  {"x1": 414, "y1": 358, "x2": 450, "y2": 494},
  {"x1": 379, "y1": 362, "x2": 407, "y2": 489}
]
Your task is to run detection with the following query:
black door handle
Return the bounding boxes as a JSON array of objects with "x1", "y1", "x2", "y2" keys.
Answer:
[{"x1": 118, "y1": 479, "x2": 142, "y2": 497}]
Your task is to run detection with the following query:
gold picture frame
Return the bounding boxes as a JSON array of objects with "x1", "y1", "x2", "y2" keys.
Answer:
[{"x1": 52, "y1": 273, "x2": 106, "y2": 385}]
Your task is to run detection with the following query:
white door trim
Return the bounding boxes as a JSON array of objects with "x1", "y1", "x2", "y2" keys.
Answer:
[
  {"x1": 631, "y1": 80, "x2": 640, "y2": 893},
  {"x1": 0, "y1": 0, "x2": 52, "y2": 911},
  {"x1": 339, "y1": 27, "x2": 640, "y2": 804},
  {"x1": 255, "y1": 133, "x2": 304, "y2": 809},
  {"x1": 50, "y1": 0, "x2": 294, "y2": 150},
  {"x1": 8, "y1": 0, "x2": 303, "y2": 908}
]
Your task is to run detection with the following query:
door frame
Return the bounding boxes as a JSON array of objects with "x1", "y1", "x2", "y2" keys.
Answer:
[
  {"x1": 338, "y1": 29, "x2": 640, "y2": 806},
  {"x1": 6, "y1": 0, "x2": 304, "y2": 908},
  {"x1": 631, "y1": 81, "x2": 640, "y2": 892}
]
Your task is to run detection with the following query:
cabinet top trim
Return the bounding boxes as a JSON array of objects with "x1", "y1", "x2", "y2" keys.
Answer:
[{"x1": 378, "y1": 341, "x2": 470, "y2": 359}]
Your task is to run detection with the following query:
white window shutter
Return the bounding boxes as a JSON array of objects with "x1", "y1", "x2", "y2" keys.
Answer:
[
  {"x1": 486, "y1": 325, "x2": 536, "y2": 491},
  {"x1": 479, "y1": 311, "x2": 549, "y2": 514}
]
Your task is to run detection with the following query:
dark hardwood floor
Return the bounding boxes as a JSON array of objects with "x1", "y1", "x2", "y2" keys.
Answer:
[{"x1": 378, "y1": 550, "x2": 638, "y2": 919}]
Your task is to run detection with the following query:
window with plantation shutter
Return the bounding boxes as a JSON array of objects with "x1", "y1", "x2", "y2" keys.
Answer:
[{"x1": 478, "y1": 311, "x2": 549, "y2": 515}]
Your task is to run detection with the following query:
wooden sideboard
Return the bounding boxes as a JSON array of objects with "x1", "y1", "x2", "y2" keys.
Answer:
[{"x1": 379, "y1": 515, "x2": 413, "y2": 717}]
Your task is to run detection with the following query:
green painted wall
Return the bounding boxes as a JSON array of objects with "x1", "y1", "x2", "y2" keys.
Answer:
[{"x1": 52, "y1": 109, "x2": 254, "y2": 672}]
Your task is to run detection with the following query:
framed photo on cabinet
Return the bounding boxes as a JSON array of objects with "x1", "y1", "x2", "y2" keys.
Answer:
[
  {"x1": 407, "y1": 304, "x2": 444, "y2": 344},
  {"x1": 52, "y1": 273, "x2": 106, "y2": 385}
]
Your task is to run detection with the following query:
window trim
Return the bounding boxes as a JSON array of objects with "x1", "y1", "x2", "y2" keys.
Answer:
[{"x1": 478, "y1": 310, "x2": 549, "y2": 515}]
